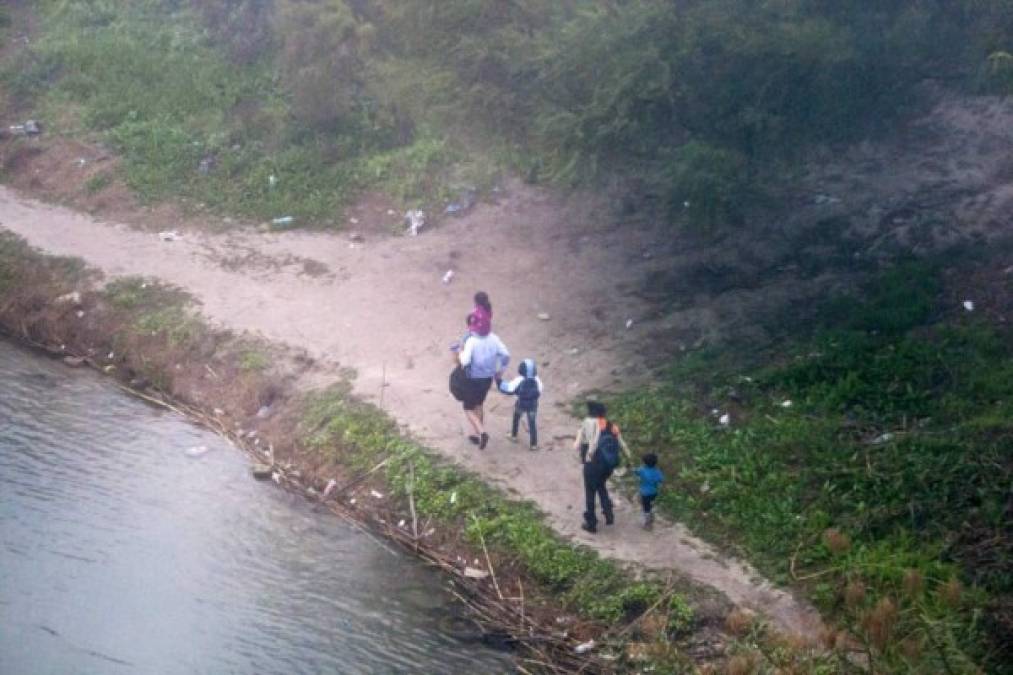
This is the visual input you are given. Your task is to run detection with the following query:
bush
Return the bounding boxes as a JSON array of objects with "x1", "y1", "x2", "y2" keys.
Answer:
[{"x1": 664, "y1": 142, "x2": 750, "y2": 230}]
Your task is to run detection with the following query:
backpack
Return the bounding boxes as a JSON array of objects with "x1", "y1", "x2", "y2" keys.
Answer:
[
  {"x1": 516, "y1": 377, "x2": 540, "y2": 410},
  {"x1": 449, "y1": 365, "x2": 468, "y2": 401},
  {"x1": 596, "y1": 422, "x2": 621, "y2": 470}
]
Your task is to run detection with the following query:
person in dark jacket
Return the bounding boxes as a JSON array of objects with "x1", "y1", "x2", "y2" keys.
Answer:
[
  {"x1": 574, "y1": 401, "x2": 629, "y2": 533},
  {"x1": 496, "y1": 358, "x2": 543, "y2": 450}
]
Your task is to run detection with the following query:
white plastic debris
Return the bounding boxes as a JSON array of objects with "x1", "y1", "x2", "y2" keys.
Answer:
[
  {"x1": 349, "y1": 498, "x2": 357, "y2": 505},
  {"x1": 271, "y1": 216, "x2": 294, "y2": 227},
  {"x1": 405, "y1": 209, "x2": 425, "y2": 236},
  {"x1": 870, "y1": 432, "x2": 895, "y2": 445},
  {"x1": 718, "y1": 413, "x2": 730, "y2": 426},
  {"x1": 8, "y1": 120, "x2": 41, "y2": 136},
  {"x1": 398, "y1": 519, "x2": 406, "y2": 528},
  {"x1": 464, "y1": 567, "x2": 490, "y2": 580},
  {"x1": 449, "y1": 491, "x2": 458, "y2": 505},
  {"x1": 349, "y1": 217, "x2": 359, "y2": 225},
  {"x1": 442, "y1": 269, "x2": 455, "y2": 284},
  {"x1": 370, "y1": 489, "x2": 384, "y2": 499},
  {"x1": 963, "y1": 300, "x2": 975, "y2": 312},
  {"x1": 537, "y1": 312, "x2": 551, "y2": 321},
  {"x1": 268, "y1": 174, "x2": 278, "y2": 187},
  {"x1": 575, "y1": 640, "x2": 596, "y2": 655},
  {"x1": 271, "y1": 471, "x2": 281, "y2": 484},
  {"x1": 56, "y1": 291, "x2": 82, "y2": 306},
  {"x1": 213, "y1": 408, "x2": 225, "y2": 416},
  {"x1": 781, "y1": 400, "x2": 793, "y2": 408},
  {"x1": 158, "y1": 230, "x2": 181, "y2": 242},
  {"x1": 625, "y1": 318, "x2": 634, "y2": 329},
  {"x1": 322, "y1": 479, "x2": 337, "y2": 499},
  {"x1": 184, "y1": 445, "x2": 210, "y2": 458},
  {"x1": 75, "y1": 310, "x2": 85, "y2": 318}
]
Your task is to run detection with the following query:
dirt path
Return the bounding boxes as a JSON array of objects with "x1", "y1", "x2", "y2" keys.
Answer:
[{"x1": 0, "y1": 181, "x2": 826, "y2": 637}]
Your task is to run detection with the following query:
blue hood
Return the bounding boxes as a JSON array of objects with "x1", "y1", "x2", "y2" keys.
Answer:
[{"x1": 519, "y1": 358, "x2": 537, "y2": 378}]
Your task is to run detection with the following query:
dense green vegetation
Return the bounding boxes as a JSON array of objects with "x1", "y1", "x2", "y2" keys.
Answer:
[
  {"x1": 4, "y1": 1, "x2": 1011, "y2": 227},
  {"x1": 611, "y1": 263, "x2": 1013, "y2": 672}
]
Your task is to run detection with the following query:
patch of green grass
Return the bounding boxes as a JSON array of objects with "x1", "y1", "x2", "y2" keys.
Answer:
[
  {"x1": 238, "y1": 348, "x2": 269, "y2": 373},
  {"x1": 358, "y1": 132, "x2": 457, "y2": 207},
  {"x1": 84, "y1": 172, "x2": 113, "y2": 194},
  {"x1": 103, "y1": 276, "x2": 189, "y2": 310},
  {"x1": 0, "y1": 231, "x2": 85, "y2": 293},
  {"x1": 610, "y1": 266, "x2": 1012, "y2": 672}
]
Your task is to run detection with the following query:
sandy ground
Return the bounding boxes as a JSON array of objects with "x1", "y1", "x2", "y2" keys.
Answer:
[{"x1": 0, "y1": 181, "x2": 826, "y2": 637}]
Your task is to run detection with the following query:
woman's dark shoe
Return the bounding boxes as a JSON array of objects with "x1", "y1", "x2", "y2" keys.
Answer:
[
  {"x1": 581, "y1": 522, "x2": 597, "y2": 534},
  {"x1": 468, "y1": 435, "x2": 481, "y2": 445},
  {"x1": 479, "y1": 432, "x2": 489, "y2": 449}
]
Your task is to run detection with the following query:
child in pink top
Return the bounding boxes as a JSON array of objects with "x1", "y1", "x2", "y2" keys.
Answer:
[{"x1": 469, "y1": 291, "x2": 492, "y2": 336}]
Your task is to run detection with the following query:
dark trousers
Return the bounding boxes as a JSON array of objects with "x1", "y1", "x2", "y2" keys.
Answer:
[
  {"x1": 511, "y1": 406, "x2": 537, "y2": 446},
  {"x1": 582, "y1": 462, "x2": 613, "y2": 528},
  {"x1": 640, "y1": 493, "x2": 657, "y2": 514}
]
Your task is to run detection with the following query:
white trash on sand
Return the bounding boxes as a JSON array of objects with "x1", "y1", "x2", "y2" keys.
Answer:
[
  {"x1": 442, "y1": 269, "x2": 455, "y2": 284},
  {"x1": 405, "y1": 209, "x2": 425, "y2": 236},
  {"x1": 55, "y1": 291, "x2": 82, "y2": 305},
  {"x1": 963, "y1": 300, "x2": 975, "y2": 312},
  {"x1": 158, "y1": 230, "x2": 181, "y2": 242}
]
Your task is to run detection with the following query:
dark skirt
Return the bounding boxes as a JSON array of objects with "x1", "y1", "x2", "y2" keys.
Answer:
[{"x1": 461, "y1": 376, "x2": 492, "y2": 410}]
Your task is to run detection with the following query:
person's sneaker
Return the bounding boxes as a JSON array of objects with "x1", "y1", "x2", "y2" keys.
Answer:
[
  {"x1": 604, "y1": 516, "x2": 615, "y2": 526},
  {"x1": 468, "y1": 435, "x2": 481, "y2": 445},
  {"x1": 505, "y1": 433, "x2": 518, "y2": 443},
  {"x1": 581, "y1": 522, "x2": 597, "y2": 534},
  {"x1": 479, "y1": 432, "x2": 489, "y2": 449}
]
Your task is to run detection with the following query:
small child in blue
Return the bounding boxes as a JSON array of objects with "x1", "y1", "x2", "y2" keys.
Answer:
[
  {"x1": 495, "y1": 358, "x2": 543, "y2": 450},
  {"x1": 635, "y1": 453, "x2": 663, "y2": 529}
]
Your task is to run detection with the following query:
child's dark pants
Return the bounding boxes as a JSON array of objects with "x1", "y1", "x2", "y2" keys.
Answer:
[
  {"x1": 640, "y1": 493, "x2": 657, "y2": 514},
  {"x1": 511, "y1": 403, "x2": 537, "y2": 446}
]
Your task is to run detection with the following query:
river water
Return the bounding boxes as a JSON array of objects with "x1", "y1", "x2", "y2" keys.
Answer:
[{"x1": 0, "y1": 341, "x2": 510, "y2": 674}]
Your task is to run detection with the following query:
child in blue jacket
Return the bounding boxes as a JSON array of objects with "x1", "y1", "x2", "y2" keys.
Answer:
[
  {"x1": 496, "y1": 358, "x2": 543, "y2": 450},
  {"x1": 635, "y1": 453, "x2": 664, "y2": 529}
]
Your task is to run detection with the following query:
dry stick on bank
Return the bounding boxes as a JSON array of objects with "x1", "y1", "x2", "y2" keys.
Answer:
[
  {"x1": 408, "y1": 462, "x2": 419, "y2": 549},
  {"x1": 472, "y1": 514, "x2": 505, "y2": 602}
]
